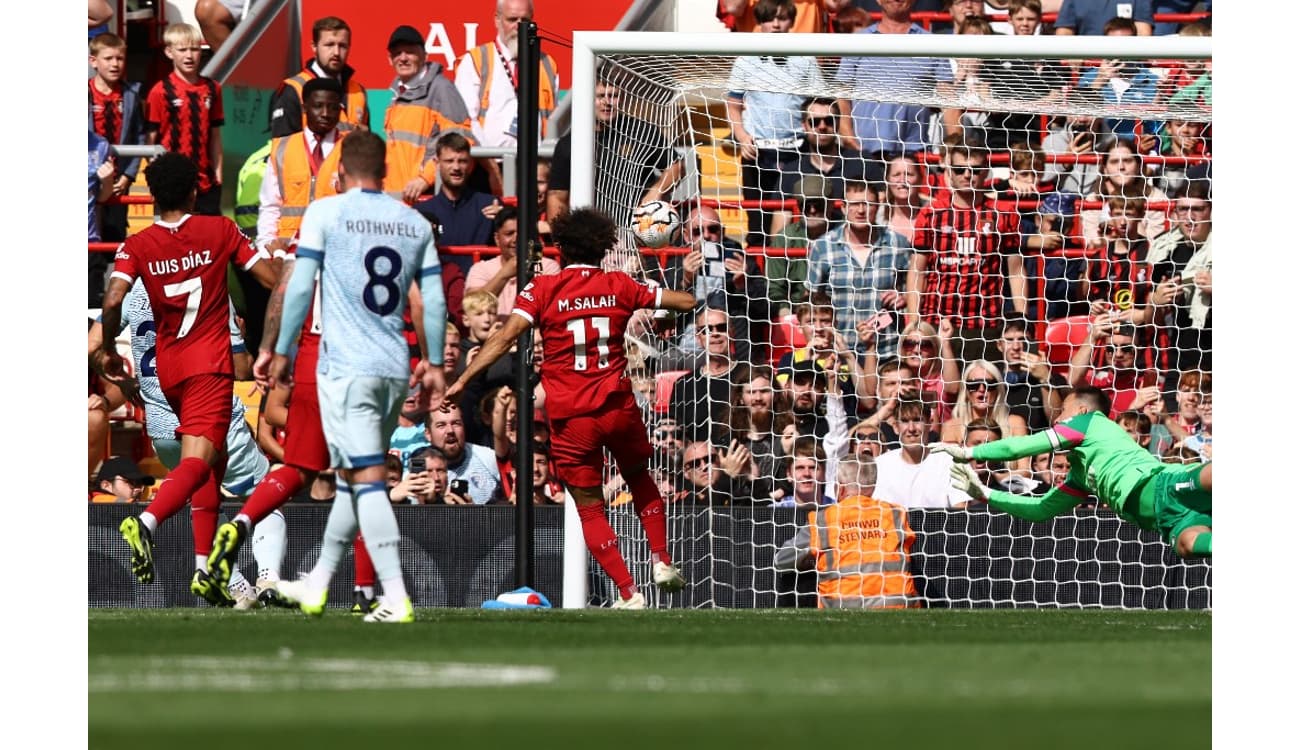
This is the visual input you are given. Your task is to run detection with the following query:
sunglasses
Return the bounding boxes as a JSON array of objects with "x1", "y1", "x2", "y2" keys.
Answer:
[
  {"x1": 806, "y1": 115, "x2": 835, "y2": 128},
  {"x1": 947, "y1": 163, "x2": 988, "y2": 175},
  {"x1": 685, "y1": 455, "x2": 714, "y2": 470},
  {"x1": 965, "y1": 378, "x2": 1001, "y2": 392},
  {"x1": 901, "y1": 339, "x2": 936, "y2": 353},
  {"x1": 1107, "y1": 344, "x2": 1137, "y2": 355},
  {"x1": 690, "y1": 223, "x2": 723, "y2": 236},
  {"x1": 699, "y1": 323, "x2": 729, "y2": 334}
]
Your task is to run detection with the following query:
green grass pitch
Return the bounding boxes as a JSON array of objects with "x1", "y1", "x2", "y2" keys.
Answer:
[{"x1": 89, "y1": 608, "x2": 1209, "y2": 749}]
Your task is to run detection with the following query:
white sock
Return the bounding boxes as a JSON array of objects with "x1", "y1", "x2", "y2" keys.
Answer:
[
  {"x1": 234, "y1": 512, "x2": 252, "y2": 528},
  {"x1": 356, "y1": 585, "x2": 375, "y2": 599},
  {"x1": 140, "y1": 512, "x2": 158, "y2": 534},
  {"x1": 252, "y1": 510, "x2": 286, "y2": 584},
  {"x1": 229, "y1": 572, "x2": 254, "y2": 597},
  {"x1": 308, "y1": 482, "x2": 356, "y2": 591},
  {"x1": 354, "y1": 480, "x2": 408, "y2": 605},
  {"x1": 194, "y1": 555, "x2": 208, "y2": 572}
]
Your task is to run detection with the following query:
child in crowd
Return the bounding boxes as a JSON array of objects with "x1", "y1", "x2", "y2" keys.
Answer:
[{"x1": 146, "y1": 23, "x2": 225, "y2": 215}]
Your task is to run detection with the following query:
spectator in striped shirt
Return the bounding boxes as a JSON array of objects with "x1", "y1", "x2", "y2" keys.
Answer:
[
  {"x1": 145, "y1": 24, "x2": 224, "y2": 216},
  {"x1": 806, "y1": 179, "x2": 912, "y2": 360},
  {"x1": 906, "y1": 137, "x2": 1026, "y2": 368}
]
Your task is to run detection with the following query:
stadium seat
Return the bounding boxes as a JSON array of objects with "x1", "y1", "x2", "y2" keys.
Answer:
[
  {"x1": 654, "y1": 370, "x2": 691, "y2": 415},
  {"x1": 1042, "y1": 314, "x2": 1092, "y2": 378},
  {"x1": 768, "y1": 314, "x2": 807, "y2": 367}
]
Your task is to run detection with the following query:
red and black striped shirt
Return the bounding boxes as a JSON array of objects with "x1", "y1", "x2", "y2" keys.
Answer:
[
  {"x1": 1086, "y1": 240, "x2": 1150, "y2": 314},
  {"x1": 913, "y1": 191, "x2": 1021, "y2": 328},
  {"x1": 88, "y1": 80, "x2": 124, "y2": 145},
  {"x1": 145, "y1": 72, "x2": 224, "y2": 193}
]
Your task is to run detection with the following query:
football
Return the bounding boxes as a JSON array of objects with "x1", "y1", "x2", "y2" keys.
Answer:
[{"x1": 630, "y1": 200, "x2": 680, "y2": 248}]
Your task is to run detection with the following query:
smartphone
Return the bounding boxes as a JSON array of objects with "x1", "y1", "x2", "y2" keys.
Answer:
[
  {"x1": 1151, "y1": 260, "x2": 1179, "y2": 285},
  {"x1": 409, "y1": 455, "x2": 427, "y2": 475},
  {"x1": 451, "y1": 479, "x2": 470, "y2": 497},
  {"x1": 867, "y1": 310, "x2": 894, "y2": 332}
]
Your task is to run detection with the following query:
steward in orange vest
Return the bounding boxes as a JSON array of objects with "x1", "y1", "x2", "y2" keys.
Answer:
[
  {"x1": 382, "y1": 25, "x2": 477, "y2": 203},
  {"x1": 258, "y1": 77, "x2": 345, "y2": 255},
  {"x1": 454, "y1": 41, "x2": 558, "y2": 147},
  {"x1": 775, "y1": 456, "x2": 920, "y2": 609},
  {"x1": 268, "y1": 17, "x2": 369, "y2": 138}
]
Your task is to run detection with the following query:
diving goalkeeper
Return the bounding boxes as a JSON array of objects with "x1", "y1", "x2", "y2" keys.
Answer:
[{"x1": 935, "y1": 385, "x2": 1211, "y2": 559}]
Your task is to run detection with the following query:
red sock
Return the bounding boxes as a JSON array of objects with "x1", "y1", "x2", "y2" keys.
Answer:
[
  {"x1": 625, "y1": 469, "x2": 670, "y2": 565},
  {"x1": 353, "y1": 533, "x2": 375, "y2": 588},
  {"x1": 239, "y1": 465, "x2": 305, "y2": 525},
  {"x1": 576, "y1": 502, "x2": 636, "y2": 600},
  {"x1": 191, "y1": 473, "x2": 220, "y2": 556},
  {"x1": 144, "y1": 457, "x2": 211, "y2": 527}
]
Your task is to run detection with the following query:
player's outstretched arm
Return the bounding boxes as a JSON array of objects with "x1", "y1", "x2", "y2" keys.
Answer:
[
  {"x1": 658, "y1": 289, "x2": 698, "y2": 313},
  {"x1": 443, "y1": 314, "x2": 532, "y2": 406},
  {"x1": 950, "y1": 463, "x2": 1085, "y2": 523},
  {"x1": 273, "y1": 255, "x2": 319, "y2": 358}
]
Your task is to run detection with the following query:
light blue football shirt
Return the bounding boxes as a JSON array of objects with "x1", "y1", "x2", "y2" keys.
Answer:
[{"x1": 278, "y1": 187, "x2": 443, "y2": 380}]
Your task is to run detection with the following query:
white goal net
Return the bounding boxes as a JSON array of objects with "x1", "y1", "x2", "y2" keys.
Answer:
[{"x1": 564, "y1": 32, "x2": 1212, "y2": 609}]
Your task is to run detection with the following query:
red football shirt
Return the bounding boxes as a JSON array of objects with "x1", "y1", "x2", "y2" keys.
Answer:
[
  {"x1": 512, "y1": 264, "x2": 660, "y2": 420},
  {"x1": 145, "y1": 72, "x2": 224, "y2": 193},
  {"x1": 112, "y1": 215, "x2": 262, "y2": 389},
  {"x1": 88, "y1": 80, "x2": 124, "y2": 144},
  {"x1": 913, "y1": 190, "x2": 1022, "y2": 328}
]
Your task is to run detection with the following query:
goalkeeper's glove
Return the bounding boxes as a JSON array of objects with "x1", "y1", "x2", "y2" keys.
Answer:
[
  {"x1": 928, "y1": 442, "x2": 974, "y2": 462},
  {"x1": 949, "y1": 463, "x2": 989, "y2": 503}
]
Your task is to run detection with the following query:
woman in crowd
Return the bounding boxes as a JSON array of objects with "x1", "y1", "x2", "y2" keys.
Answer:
[
  {"x1": 1081, "y1": 138, "x2": 1169, "y2": 249},
  {"x1": 940, "y1": 359, "x2": 1030, "y2": 473}
]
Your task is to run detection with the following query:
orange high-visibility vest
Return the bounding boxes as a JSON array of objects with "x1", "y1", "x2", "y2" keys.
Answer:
[
  {"x1": 282, "y1": 70, "x2": 369, "y2": 133},
  {"x1": 463, "y1": 43, "x2": 558, "y2": 138},
  {"x1": 270, "y1": 130, "x2": 344, "y2": 239},
  {"x1": 382, "y1": 64, "x2": 475, "y2": 201},
  {"x1": 806, "y1": 496, "x2": 920, "y2": 609}
]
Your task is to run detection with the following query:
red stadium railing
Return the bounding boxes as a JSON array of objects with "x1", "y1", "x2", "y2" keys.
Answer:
[{"x1": 858, "y1": 11, "x2": 1211, "y2": 31}]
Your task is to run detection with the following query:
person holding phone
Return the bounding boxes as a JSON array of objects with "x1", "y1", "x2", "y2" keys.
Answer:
[
  {"x1": 1068, "y1": 317, "x2": 1156, "y2": 417},
  {"x1": 424, "y1": 404, "x2": 502, "y2": 505},
  {"x1": 806, "y1": 178, "x2": 912, "y2": 360},
  {"x1": 663, "y1": 203, "x2": 771, "y2": 365}
]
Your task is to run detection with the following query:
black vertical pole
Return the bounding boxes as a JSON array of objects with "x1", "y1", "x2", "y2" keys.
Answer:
[{"x1": 514, "y1": 20, "x2": 540, "y2": 589}]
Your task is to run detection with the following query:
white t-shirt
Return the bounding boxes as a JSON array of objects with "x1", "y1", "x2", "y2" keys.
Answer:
[{"x1": 873, "y1": 448, "x2": 971, "y2": 509}]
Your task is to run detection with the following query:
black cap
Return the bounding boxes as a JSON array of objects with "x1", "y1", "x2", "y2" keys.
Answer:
[
  {"x1": 783, "y1": 357, "x2": 829, "y2": 384},
  {"x1": 387, "y1": 25, "x2": 424, "y2": 51},
  {"x1": 96, "y1": 456, "x2": 156, "y2": 486}
]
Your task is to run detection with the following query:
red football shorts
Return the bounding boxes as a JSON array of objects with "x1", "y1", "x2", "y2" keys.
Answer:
[
  {"x1": 164, "y1": 373, "x2": 234, "y2": 447},
  {"x1": 548, "y1": 391, "x2": 652, "y2": 488},
  {"x1": 282, "y1": 378, "x2": 330, "y2": 473}
]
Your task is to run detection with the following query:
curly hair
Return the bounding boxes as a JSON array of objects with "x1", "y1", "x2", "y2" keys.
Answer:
[
  {"x1": 550, "y1": 207, "x2": 616, "y2": 266},
  {"x1": 143, "y1": 152, "x2": 199, "y2": 213}
]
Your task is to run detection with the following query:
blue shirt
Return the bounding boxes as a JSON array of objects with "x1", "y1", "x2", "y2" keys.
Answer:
[
  {"x1": 88, "y1": 131, "x2": 111, "y2": 241},
  {"x1": 834, "y1": 24, "x2": 953, "y2": 155},
  {"x1": 413, "y1": 189, "x2": 497, "y2": 275},
  {"x1": 1076, "y1": 65, "x2": 1165, "y2": 137},
  {"x1": 1057, "y1": 0, "x2": 1155, "y2": 35},
  {"x1": 279, "y1": 188, "x2": 446, "y2": 379},
  {"x1": 727, "y1": 55, "x2": 825, "y2": 143},
  {"x1": 805, "y1": 224, "x2": 913, "y2": 358}
]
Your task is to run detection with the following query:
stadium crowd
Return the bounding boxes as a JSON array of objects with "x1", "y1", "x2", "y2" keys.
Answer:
[{"x1": 88, "y1": 0, "x2": 1212, "y2": 525}]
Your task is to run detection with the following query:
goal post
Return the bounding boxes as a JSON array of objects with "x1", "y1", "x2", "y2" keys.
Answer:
[{"x1": 562, "y1": 31, "x2": 1212, "y2": 609}]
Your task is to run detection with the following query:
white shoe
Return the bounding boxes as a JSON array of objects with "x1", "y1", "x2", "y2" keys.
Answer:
[
  {"x1": 255, "y1": 578, "x2": 295, "y2": 609},
  {"x1": 232, "y1": 591, "x2": 262, "y2": 610},
  {"x1": 363, "y1": 597, "x2": 415, "y2": 623},
  {"x1": 277, "y1": 576, "x2": 328, "y2": 617},
  {"x1": 611, "y1": 592, "x2": 646, "y2": 610},
  {"x1": 652, "y1": 561, "x2": 685, "y2": 592}
]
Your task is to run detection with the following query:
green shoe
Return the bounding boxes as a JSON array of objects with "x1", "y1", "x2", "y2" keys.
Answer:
[
  {"x1": 119, "y1": 517, "x2": 155, "y2": 584},
  {"x1": 191, "y1": 569, "x2": 236, "y2": 607},
  {"x1": 350, "y1": 590, "x2": 379, "y2": 616},
  {"x1": 277, "y1": 578, "x2": 328, "y2": 617},
  {"x1": 206, "y1": 520, "x2": 247, "y2": 592}
]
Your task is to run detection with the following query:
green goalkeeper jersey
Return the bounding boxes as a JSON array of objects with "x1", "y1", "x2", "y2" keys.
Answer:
[{"x1": 969, "y1": 411, "x2": 1167, "y2": 528}]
